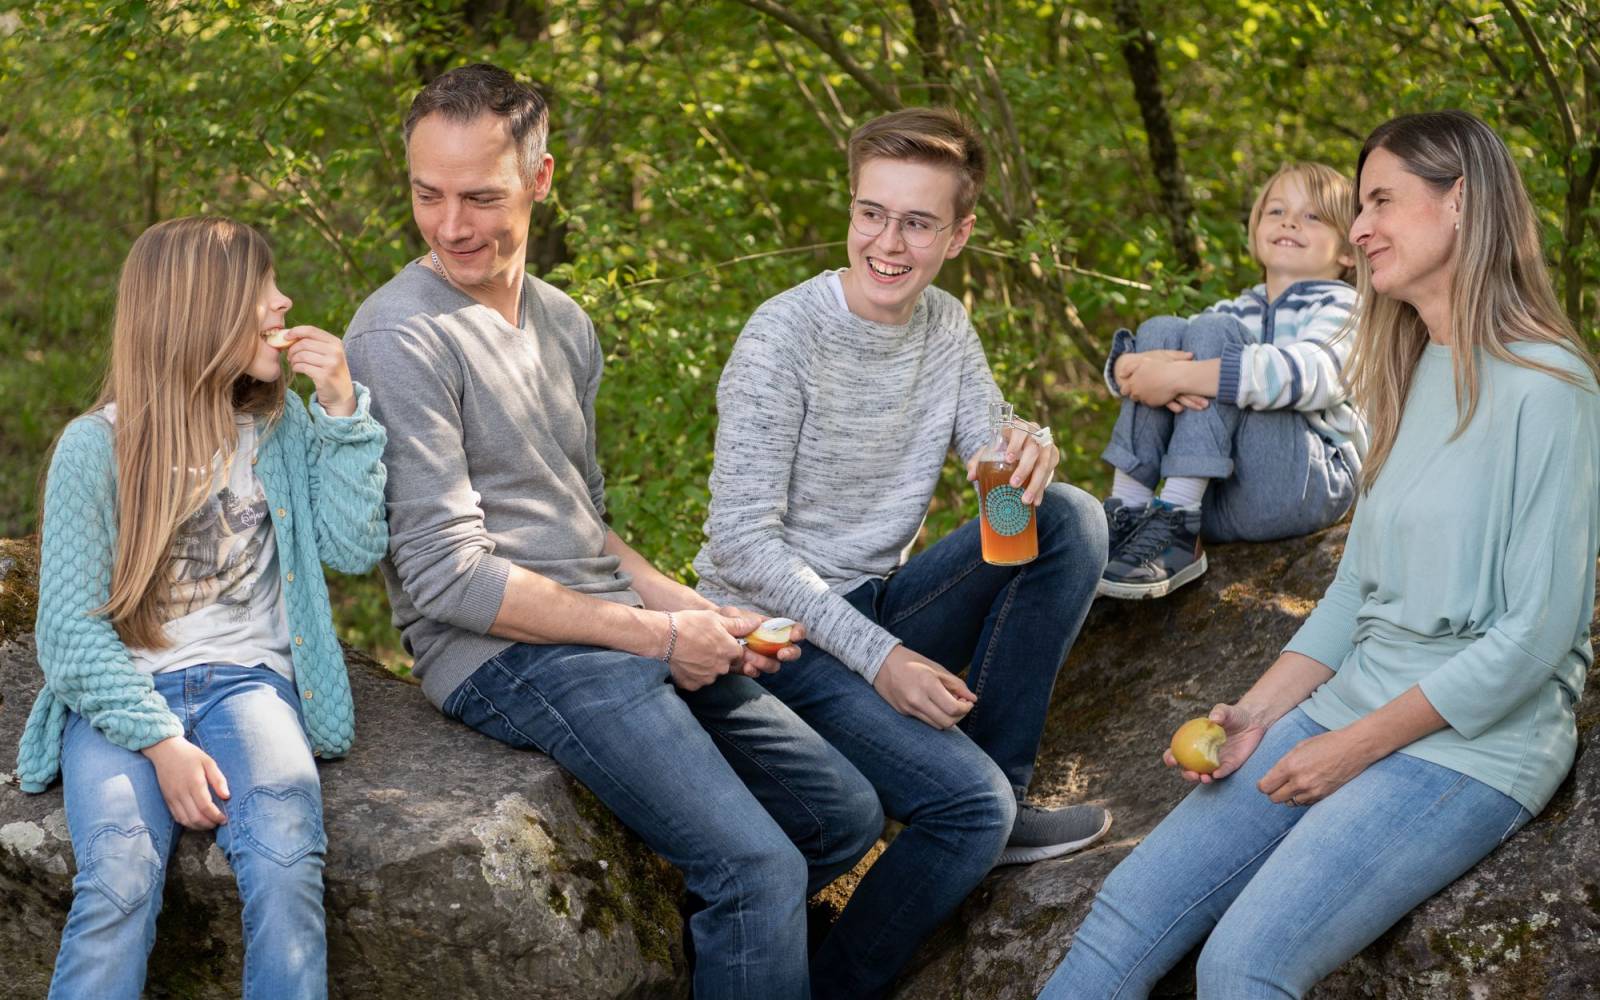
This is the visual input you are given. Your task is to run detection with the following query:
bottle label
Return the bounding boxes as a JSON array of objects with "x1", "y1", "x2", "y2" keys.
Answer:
[{"x1": 984, "y1": 484, "x2": 1032, "y2": 536}]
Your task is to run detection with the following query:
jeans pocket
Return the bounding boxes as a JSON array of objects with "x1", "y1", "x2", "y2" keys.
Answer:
[
  {"x1": 1498, "y1": 806, "x2": 1534, "y2": 845},
  {"x1": 83, "y1": 825, "x2": 165, "y2": 914},
  {"x1": 236, "y1": 786, "x2": 326, "y2": 867}
]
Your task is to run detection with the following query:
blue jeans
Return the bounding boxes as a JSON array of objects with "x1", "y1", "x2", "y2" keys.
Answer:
[
  {"x1": 1101, "y1": 314, "x2": 1355, "y2": 543},
  {"x1": 51, "y1": 665, "x2": 328, "y2": 1000},
  {"x1": 441, "y1": 642, "x2": 883, "y2": 1000},
  {"x1": 1039, "y1": 708, "x2": 1531, "y2": 999},
  {"x1": 757, "y1": 483, "x2": 1107, "y2": 998}
]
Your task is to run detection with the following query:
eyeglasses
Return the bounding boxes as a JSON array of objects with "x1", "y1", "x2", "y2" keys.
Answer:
[{"x1": 849, "y1": 201, "x2": 955, "y2": 249}]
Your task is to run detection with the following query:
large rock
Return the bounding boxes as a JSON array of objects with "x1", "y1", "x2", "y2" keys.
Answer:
[
  {"x1": 892, "y1": 526, "x2": 1600, "y2": 999},
  {"x1": 0, "y1": 539, "x2": 688, "y2": 999}
]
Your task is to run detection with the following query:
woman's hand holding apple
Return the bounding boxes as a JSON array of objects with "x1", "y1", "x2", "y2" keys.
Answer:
[{"x1": 1164, "y1": 702, "x2": 1268, "y2": 783}]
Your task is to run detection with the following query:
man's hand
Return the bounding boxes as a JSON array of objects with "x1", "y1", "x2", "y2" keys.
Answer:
[
  {"x1": 142, "y1": 736, "x2": 230, "y2": 830},
  {"x1": 872, "y1": 645, "x2": 976, "y2": 729},
  {"x1": 714, "y1": 606, "x2": 806, "y2": 678},
  {"x1": 664, "y1": 610, "x2": 748, "y2": 691}
]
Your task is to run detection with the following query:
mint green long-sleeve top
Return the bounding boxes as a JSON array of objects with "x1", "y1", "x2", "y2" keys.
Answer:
[{"x1": 1288, "y1": 342, "x2": 1599, "y2": 814}]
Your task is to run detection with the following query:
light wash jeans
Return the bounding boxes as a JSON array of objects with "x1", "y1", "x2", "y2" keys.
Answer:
[
  {"x1": 1101, "y1": 314, "x2": 1356, "y2": 542},
  {"x1": 442, "y1": 641, "x2": 885, "y2": 1000},
  {"x1": 757, "y1": 483, "x2": 1108, "y2": 999},
  {"x1": 1039, "y1": 708, "x2": 1531, "y2": 999},
  {"x1": 51, "y1": 665, "x2": 329, "y2": 1000}
]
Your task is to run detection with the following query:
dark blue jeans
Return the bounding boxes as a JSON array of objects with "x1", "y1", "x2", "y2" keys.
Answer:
[
  {"x1": 442, "y1": 643, "x2": 883, "y2": 999},
  {"x1": 1101, "y1": 313, "x2": 1355, "y2": 543},
  {"x1": 757, "y1": 482, "x2": 1106, "y2": 998}
]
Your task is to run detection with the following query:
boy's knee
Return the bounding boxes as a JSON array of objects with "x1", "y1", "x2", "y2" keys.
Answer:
[
  {"x1": 81, "y1": 824, "x2": 165, "y2": 915},
  {"x1": 1180, "y1": 313, "x2": 1249, "y2": 360},
  {"x1": 1131, "y1": 315, "x2": 1190, "y2": 352}
]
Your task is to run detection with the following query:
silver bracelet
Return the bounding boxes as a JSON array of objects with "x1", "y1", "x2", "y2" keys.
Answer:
[{"x1": 662, "y1": 611, "x2": 678, "y2": 663}]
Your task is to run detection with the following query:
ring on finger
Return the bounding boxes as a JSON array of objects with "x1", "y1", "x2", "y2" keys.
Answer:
[{"x1": 1287, "y1": 796, "x2": 1302, "y2": 807}]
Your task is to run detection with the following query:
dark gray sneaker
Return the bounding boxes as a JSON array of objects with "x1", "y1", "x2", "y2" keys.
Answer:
[
  {"x1": 1097, "y1": 500, "x2": 1206, "y2": 599},
  {"x1": 1104, "y1": 497, "x2": 1146, "y2": 559},
  {"x1": 997, "y1": 802, "x2": 1113, "y2": 866}
]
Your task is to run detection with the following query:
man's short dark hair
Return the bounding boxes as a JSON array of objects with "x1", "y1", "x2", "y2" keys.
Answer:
[{"x1": 404, "y1": 63, "x2": 549, "y2": 187}]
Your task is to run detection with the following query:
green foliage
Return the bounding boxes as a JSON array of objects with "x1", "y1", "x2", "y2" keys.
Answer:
[{"x1": 1, "y1": 0, "x2": 1594, "y2": 670}]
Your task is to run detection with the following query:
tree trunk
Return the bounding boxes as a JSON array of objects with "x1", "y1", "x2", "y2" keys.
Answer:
[{"x1": 1111, "y1": 0, "x2": 1203, "y2": 277}]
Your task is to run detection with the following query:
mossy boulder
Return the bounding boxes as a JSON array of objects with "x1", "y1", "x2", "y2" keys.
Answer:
[
  {"x1": 890, "y1": 525, "x2": 1600, "y2": 999},
  {"x1": 0, "y1": 541, "x2": 688, "y2": 999}
]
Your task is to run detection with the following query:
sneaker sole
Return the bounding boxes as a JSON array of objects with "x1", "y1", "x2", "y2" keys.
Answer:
[
  {"x1": 994, "y1": 809, "x2": 1114, "y2": 867},
  {"x1": 1095, "y1": 552, "x2": 1208, "y2": 600}
]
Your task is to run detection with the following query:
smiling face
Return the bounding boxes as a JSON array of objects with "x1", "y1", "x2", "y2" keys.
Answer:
[
  {"x1": 840, "y1": 157, "x2": 974, "y2": 326},
  {"x1": 1350, "y1": 146, "x2": 1461, "y2": 310},
  {"x1": 1252, "y1": 172, "x2": 1354, "y2": 288},
  {"x1": 246, "y1": 272, "x2": 291, "y2": 382},
  {"x1": 407, "y1": 111, "x2": 551, "y2": 295}
]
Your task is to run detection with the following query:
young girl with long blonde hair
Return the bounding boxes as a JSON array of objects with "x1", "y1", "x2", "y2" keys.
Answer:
[
  {"x1": 1042, "y1": 110, "x2": 1599, "y2": 998},
  {"x1": 14, "y1": 216, "x2": 388, "y2": 999}
]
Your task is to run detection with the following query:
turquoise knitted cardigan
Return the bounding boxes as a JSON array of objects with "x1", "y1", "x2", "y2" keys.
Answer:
[{"x1": 13, "y1": 384, "x2": 388, "y2": 793}]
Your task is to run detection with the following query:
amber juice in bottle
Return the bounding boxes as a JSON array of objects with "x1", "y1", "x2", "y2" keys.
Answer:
[{"x1": 976, "y1": 402, "x2": 1039, "y2": 566}]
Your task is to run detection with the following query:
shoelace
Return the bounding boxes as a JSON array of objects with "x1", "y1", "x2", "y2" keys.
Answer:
[{"x1": 1116, "y1": 505, "x2": 1182, "y2": 564}]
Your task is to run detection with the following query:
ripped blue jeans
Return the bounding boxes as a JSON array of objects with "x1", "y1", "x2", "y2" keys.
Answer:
[{"x1": 51, "y1": 664, "x2": 328, "y2": 1000}]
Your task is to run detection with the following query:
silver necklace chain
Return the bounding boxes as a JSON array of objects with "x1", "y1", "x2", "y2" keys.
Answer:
[{"x1": 429, "y1": 247, "x2": 525, "y2": 326}]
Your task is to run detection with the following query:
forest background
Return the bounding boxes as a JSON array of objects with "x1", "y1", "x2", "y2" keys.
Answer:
[{"x1": 2, "y1": 0, "x2": 1596, "y2": 670}]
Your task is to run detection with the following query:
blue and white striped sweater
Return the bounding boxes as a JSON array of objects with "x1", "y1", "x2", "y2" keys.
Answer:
[{"x1": 1105, "y1": 279, "x2": 1368, "y2": 476}]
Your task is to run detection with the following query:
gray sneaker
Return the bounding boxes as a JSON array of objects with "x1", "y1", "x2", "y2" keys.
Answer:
[{"x1": 997, "y1": 802, "x2": 1113, "y2": 866}]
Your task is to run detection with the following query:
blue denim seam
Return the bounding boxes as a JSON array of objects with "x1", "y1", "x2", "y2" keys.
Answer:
[
  {"x1": 1498, "y1": 807, "x2": 1531, "y2": 844},
  {"x1": 883, "y1": 553, "x2": 990, "y2": 629},
  {"x1": 966, "y1": 572, "x2": 1022, "y2": 722},
  {"x1": 702, "y1": 724, "x2": 833, "y2": 857},
  {"x1": 1258, "y1": 771, "x2": 1472, "y2": 987},
  {"x1": 460, "y1": 678, "x2": 550, "y2": 754},
  {"x1": 1111, "y1": 825, "x2": 1294, "y2": 998}
]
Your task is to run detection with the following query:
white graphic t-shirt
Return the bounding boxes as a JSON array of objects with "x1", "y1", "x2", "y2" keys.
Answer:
[{"x1": 100, "y1": 406, "x2": 294, "y2": 680}]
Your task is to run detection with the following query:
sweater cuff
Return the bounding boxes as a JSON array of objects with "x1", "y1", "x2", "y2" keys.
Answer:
[
  {"x1": 309, "y1": 383, "x2": 381, "y2": 440},
  {"x1": 1218, "y1": 344, "x2": 1246, "y2": 406},
  {"x1": 458, "y1": 554, "x2": 513, "y2": 635},
  {"x1": 1103, "y1": 328, "x2": 1136, "y2": 395},
  {"x1": 842, "y1": 628, "x2": 903, "y2": 685}
]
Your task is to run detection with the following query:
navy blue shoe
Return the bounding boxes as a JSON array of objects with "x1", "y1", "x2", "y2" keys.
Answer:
[
  {"x1": 1103, "y1": 497, "x2": 1146, "y2": 560},
  {"x1": 1097, "y1": 500, "x2": 1206, "y2": 599}
]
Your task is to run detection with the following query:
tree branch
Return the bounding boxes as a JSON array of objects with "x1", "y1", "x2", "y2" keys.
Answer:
[
  {"x1": 1504, "y1": 0, "x2": 1578, "y2": 151},
  {"x1": 733, "y1": 0, "x2": 900, "y2": 111}
]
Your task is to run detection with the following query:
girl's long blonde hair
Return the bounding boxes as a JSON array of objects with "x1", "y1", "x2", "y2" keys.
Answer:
[
  {"x1": 1346, "y1": 110, "x2": 1600, "y2": 491},
  {"x1": 91, "y1": 216, "x2": 285, "y2": 649}
]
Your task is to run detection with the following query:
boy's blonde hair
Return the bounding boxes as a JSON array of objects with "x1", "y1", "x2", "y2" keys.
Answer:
[
  {"x1": 88, "y1": 216, "x2": 285, "y2": 650},
  {"x1": 847, "y1": 107, "x2": 988, "y2": 219},
  {"x1": 1246, "y1": 162, "x2": 1356, "y2": 283}
]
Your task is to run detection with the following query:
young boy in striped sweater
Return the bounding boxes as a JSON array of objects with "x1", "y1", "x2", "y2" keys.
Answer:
[{"x1": 1098, "y1": 162, "x2": 1367, "y2": 598}]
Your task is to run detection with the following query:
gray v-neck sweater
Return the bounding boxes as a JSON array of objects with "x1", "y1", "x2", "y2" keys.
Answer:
[{"x1": 345, "y1": 264, "x2": 640, "y2": 707}]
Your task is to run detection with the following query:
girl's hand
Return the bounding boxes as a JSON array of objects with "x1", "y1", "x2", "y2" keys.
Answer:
[
  {"x1": 283, "y1": 325, "x2": 356, "y2": 417},
  {"x1": 1164, "y1": 702, "x2": 1267, "y2": 783},
  {"x1": 1257, "y1": 728, "x2": 1376, "y2": 807},
  {"x1": 142, "y1": 736, "x2": 230, "y2": 830}
]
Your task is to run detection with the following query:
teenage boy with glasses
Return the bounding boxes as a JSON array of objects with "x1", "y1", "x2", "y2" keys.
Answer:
[{"x1": 694, "y1": 107, "x2": 1112, "y2": 998}]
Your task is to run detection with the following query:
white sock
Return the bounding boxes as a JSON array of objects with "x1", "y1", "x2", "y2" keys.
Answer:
[
  {"x1": 1157, "y1": 476, "x2": 1207, "y2": 509},
  {"x1": 1110, "y1": 470, "x2": 1154, "y2": 507}
]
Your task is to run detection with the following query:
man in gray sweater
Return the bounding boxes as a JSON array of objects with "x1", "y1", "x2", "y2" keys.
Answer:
[
  {"x1": 695, "y1": 109, "x2": 1110, "y2": 998},
  {"x1": 344, "y1": 64, "x2": 881, "y2": 999}
]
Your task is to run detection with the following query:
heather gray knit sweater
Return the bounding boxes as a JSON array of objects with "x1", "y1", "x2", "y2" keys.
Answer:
[{"x1": 694, "y1": 271, "x2": 1003, "y2": 682}]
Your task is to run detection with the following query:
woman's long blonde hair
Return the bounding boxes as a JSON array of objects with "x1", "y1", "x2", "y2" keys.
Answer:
[
  {"x1": 1346, "y1": 110, "x2": 1600, "y2": 491},
  {"x1": 89, "y1": 216, "x2": 285, "y2": 649}
]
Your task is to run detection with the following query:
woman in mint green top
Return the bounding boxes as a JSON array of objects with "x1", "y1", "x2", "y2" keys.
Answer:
[{"x1": 1042, "y1": 112, "x2": 1600, "y2": 1000}]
